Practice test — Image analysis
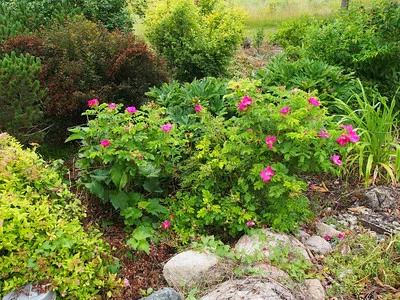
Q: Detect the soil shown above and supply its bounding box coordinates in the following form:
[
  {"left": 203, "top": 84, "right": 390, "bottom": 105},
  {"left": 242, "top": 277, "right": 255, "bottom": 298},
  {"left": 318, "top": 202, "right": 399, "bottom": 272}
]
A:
[{"left": 76, "top": 189, "right": 175, "bottom": 300}]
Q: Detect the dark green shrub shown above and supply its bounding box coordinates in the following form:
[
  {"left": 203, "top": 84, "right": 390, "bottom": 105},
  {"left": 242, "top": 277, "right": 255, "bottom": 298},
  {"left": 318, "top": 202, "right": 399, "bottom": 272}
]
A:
[
  {"left": 0, "top": 52, "right": 47, "bottom": 143},
  {"left": 0, "top": 0, "right": 132, "bottom": 38},
  {"left": 0, "top": 2, "right": 25, "bottom": 42},
  {"left": 144, "top": 0, "right": 244, "bottom": 81},
  {"left": 0, "top": 133, "right": 120, "bottom": 298},
  {"left": 304, "top": 1, "right": 400, "bottom": 82},
  {"left": 274, "top": 0, "right": 400, "bottom": 105}
]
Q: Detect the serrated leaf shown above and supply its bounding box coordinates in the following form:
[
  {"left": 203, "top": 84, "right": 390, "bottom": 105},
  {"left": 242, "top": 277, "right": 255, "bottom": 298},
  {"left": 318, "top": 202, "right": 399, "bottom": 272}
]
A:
[
  {"left": 91, "top": 169, "right": 110, "bottom": 182},
  {"left": 143, "top": 178, "right": 163, "bottom": 193},
  {"left": 121, "top": 207, "right": 143, "bottom": 226},
  {"left": 138, "top": 163, "right": 161, "bottom": 178},
  {"left": 109, "top": 191, "right": 129, "bottom": 210},
  {"left": 131, "top": 227, "right": 154, "bottom": 241},
  {"left": 146, "top": 198, "right": 167, "bottom": 216},
  {"left": 138, "top": 201, "right": 150, "bottom": 209},
  {"left": 137, "top": 241, "right": 150, "bottom": 254},
  {"left": 85, "top": 180, "right": 105, "bottom": 200},
  {"left": 110, "top": 166, "right": 123, "bottom": 188},
  {"left": 120, "top": 172, "right": 128, "bottom": 189},
  {"left": 27, "top": 258, "right": 37, "bottom": 269}
]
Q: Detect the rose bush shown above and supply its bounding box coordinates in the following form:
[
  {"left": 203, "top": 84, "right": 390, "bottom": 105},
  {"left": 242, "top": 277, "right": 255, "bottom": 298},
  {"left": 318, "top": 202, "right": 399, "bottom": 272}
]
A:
[{"left": 69, "top": 78, "right": 358, "bottom": 245}]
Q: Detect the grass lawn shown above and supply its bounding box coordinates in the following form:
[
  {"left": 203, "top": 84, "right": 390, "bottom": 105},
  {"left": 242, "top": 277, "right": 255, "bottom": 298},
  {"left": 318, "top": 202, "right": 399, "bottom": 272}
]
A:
[{"left": 128, "top": 0, "right": 343, "bottom": 38}]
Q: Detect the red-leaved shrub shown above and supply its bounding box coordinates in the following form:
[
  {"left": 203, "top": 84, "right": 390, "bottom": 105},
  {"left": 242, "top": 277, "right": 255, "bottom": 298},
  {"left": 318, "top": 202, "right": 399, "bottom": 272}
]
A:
[{"left": 1, "top": 17, "right": 168, "bottom": 142}]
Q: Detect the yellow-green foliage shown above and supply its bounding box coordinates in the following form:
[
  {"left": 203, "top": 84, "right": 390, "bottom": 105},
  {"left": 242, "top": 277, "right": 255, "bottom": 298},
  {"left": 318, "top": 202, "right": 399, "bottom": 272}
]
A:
[
  {"left": 144, "top": 0, "right": 244, "bottom": 80},
  {"left": 0, "top": 133, "right": 120, "bottom": 298},
  {"left": 325, "top": 233, "right": 400, "bottom": 298}
]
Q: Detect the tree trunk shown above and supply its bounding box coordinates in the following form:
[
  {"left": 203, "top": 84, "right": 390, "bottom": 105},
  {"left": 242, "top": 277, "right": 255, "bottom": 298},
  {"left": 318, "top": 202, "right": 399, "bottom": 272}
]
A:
[{"left": 341, "top": 0, "right": 349, "bottom": 9}]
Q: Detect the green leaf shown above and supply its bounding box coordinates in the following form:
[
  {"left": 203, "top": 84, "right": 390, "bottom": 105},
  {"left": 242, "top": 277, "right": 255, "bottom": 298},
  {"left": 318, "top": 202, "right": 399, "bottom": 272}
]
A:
[
  {"left": 121, "top": 207, "right": 143, "bottom": 226},
  {"left": 127, "top": 226, "right": 154, "bottom": 254},
  {"left": 65, "top": 132, "right": 84, "bottom": 142},
  {"left": 85, "top": 180, "right": 105, "bottom": 200},
  {"left": 143, "top": 178, "right": 163, "bottom": 193},
  {"left": 109, "top": 191, "right": 129, "bottom": 210},
  {"left": 90, "top": 169, "right": 110, "bottom": 182},
  {"left": 27, "top": 258, "right": 38, "bottom": 270},
  {"left": 137, "top": 241, "right": 150, "bottom": 254},
  {"left": 110, "top": 166, "right": 125, "bottom": 189},
  {"left": 146, "top": 198, "right": 167, "bottom": 216},
  {"left": 138, "top": 163, "right": 161, "bottom": 178},
  {"left": 131, "top": 226, "right": 154, "bottom": 241}
]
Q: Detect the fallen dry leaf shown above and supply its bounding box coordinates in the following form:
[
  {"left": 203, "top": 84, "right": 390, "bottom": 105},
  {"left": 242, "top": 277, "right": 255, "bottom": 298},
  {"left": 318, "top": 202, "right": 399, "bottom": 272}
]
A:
[
  {"left": 340, "top": 244, "right": 351, "bottom": 255},
  {"left": 348, "top": 206, "right": 369, "bottom": 214},
  {"left": 311, "top": 182, "right": 329, "bottom": 193}
]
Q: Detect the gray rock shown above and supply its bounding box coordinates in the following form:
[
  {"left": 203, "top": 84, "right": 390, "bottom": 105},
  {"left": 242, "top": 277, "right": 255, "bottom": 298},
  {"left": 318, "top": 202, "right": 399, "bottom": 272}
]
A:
[
  {"left": 315, "top": 222, "right": 341, "bottom": 238},
  {"left": 303, "top": 279, "right": 325, "bottom": 300},
  {"left": 295, "top": 230, "right": 311, "bottom": 243},
  {"left": 364, "top": 186, "right": 399, "bottom": 210},
  {"left": 253, "top": 262, "right": 291, "bottom": 281},
  {"left": 140, "top": 288, "right": 182, "bottom": 300},
  {"left": 235, "top": 229, "right": 310, "bottom": 262},
  {"left": 305, "top": 236, "right": 332, "bottom": 255},
  {"left": 163, "top": 250, "right": 222, "bottom": 289},
  {"left": 2, "top": 283, "right": 56, "bottom": 300},
  {"left": 200, "top": 278, "right": 302, "bottom": 300}
]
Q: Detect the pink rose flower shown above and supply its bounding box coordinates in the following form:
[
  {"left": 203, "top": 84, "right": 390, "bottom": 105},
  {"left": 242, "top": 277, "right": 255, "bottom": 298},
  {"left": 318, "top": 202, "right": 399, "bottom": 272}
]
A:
[
  {"left": 309, "top": 97, "right": 321, "bottom": 106},
  {"left": 265, "top": 136, "right": 277, "bottom": 149},
  {"left": 331, "top": 155, "right": 342, "bottom": 166},
  {"left": 161, "top": 220, "right": 171, "bottom": 229},
  {"left": 100, "top": 139, "right": 110, "bottom": 147},
  {"left": 241, "top": 96, "right": 253, "bottom": 106},
  {"left": 162, "top": 123, "right": 172, "bottom": 132},
  {"left": 280, "top": 106, "right": 290, "bottom": 115},
  {"left": 108, "top": 103, "right": 116, "bottom": 109},
  {"left": 260, "top": 166, "right": 274, "bottom": 182},
  {"left": 238, "top": 96, "right": 253, "bottom": 111},
  {"left": 324, "top": 235, "right": 331, "bottom": 241},
  {"left": 126, "top": 106, "right": 137, "bottom": 114},
  {"left": 317, "top": 130, "right": 330, "bottom": 138},
  {"left": 246, "top": 221, "right": 255, "bottom": 227},
  {"left": 336, "top": 135, "right": 350, "bottom": 147},
  {"left": 339, "top": 233, "right": 345, "bottom": 239},
  {"left": 340, "top": 124, "right": 360, "bottom": 143},
  {"left": 88, "top": 98, "right": 99, "bottom": 107},
  {"left": 195, "top": 105, "right": 202, "bottom": 112}
]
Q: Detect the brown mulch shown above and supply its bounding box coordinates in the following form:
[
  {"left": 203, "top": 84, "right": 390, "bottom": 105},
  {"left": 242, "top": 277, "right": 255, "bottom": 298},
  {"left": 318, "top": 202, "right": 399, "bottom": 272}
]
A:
[{"left": 77, "top": 190, "right": 175, "bottom": 300}]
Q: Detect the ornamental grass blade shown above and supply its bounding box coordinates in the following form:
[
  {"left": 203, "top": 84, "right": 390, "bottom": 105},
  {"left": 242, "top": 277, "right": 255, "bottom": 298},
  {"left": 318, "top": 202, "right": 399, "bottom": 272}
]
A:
[
  {"left": 379, "top": 162, "right": 397, "bottom": 186},
  {"left": 364, "top": 154, "right": 374, "bottom": 187}
]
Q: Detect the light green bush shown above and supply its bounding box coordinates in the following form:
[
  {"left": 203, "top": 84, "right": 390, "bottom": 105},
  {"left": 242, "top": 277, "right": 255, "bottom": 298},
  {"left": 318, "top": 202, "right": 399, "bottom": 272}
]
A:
[
  {"left": 144, "top": 0, "right": 244, "bottom": 81},
  {"left": 0, "top": 133, "right": 120, "bottom": 298}
]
